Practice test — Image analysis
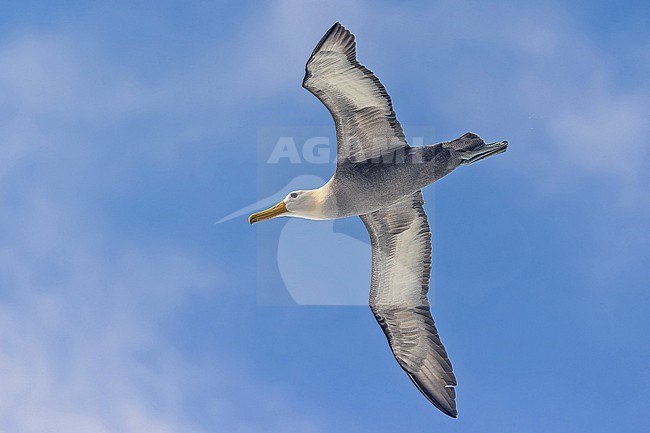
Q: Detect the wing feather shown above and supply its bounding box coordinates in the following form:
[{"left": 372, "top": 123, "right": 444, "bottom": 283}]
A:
[
  {"left": 360, "top": 191, "right": 458, "bottom": 417},
  {"left": 303, "top": 22, "right": 408, "bottom": 163}
]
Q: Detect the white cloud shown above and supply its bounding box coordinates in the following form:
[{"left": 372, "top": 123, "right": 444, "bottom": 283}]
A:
[
  {"left": 0, "top": 126, "right": 325, "bottom": 433},
  {"left": 0, "top": 22, "right": 328, "bottom": 432},
  {"left": 0, "top": 34, "right": 149, "bottom": 120},
  {"left": 548, "top": 93, "right": 647, "bottom": 182},
  {"left": 0, "top": 195, "right": 213, "bottom": 433}
]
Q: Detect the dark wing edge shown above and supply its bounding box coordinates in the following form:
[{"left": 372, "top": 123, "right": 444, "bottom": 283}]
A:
[
  {"left": 361, "top": 191, "right": 458, "bottom": 417},
  {"left": 304, "top": 22, "right": 356, "bottom": 73}
]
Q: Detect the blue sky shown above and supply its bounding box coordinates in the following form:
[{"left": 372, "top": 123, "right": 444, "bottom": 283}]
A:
[{"left": 1, "top": 0, "right": 649, "bottom": 432}]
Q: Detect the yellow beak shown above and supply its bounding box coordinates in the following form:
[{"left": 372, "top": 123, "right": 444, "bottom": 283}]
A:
[{"left": 248, "top": 201, "right": 288, "bottom": 224}]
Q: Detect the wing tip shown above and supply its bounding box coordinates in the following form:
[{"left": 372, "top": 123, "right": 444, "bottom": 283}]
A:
[
  {"left": 308, "top": 21, "right": 355, "bottom": 59},
  {"left": 303, "top": 22, "right": 356, "bottom": 89},
  {"left": 408, "top": 373, "right": 458, "bottom": 418}
]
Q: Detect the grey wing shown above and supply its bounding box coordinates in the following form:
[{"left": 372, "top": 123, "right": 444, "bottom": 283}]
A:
[
  {"left": 303, "top": 22, "right": 409, "bottom": 164},
  {"left": 360, "top": 191, "right": 458, "bottom": 417}
]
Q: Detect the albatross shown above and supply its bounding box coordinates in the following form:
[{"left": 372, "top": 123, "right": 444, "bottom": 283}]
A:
[{"left": 249, "top": 22, "right": 507, "bottom": 417}]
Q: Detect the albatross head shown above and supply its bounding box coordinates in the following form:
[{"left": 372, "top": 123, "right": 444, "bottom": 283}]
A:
[{"left": 248, "top": 189, "right": 330, "bottom": 224}]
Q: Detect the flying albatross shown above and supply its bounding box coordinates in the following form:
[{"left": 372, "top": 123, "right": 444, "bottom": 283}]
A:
[{"left": 249, "top": 22, "right": 507, "bottom": 417}]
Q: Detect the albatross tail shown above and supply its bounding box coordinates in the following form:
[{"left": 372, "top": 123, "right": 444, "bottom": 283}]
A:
[{"left": 445, "top": 132, "right": 508, "bottom": 166}]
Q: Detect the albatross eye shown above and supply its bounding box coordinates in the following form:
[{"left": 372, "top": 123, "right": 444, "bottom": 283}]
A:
[{"left": 290, "top": 193, "right": 298, "bottom": 198}]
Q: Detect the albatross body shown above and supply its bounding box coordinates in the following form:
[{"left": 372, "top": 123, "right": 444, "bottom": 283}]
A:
[{"left": 249, "top": 22, "right": 507, "bottom": 418}]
